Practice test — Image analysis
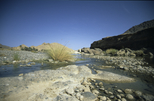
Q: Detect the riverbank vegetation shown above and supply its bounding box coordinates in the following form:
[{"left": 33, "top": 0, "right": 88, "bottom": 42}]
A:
[
  {"left": 105, "top": 48, "right": 118, "bottom": 55},
  {"left": 13, "top": 53, "right": 20, "bottom": 61},
  {"left": 46, "top": 44, "right": 74, "bottom": 62}
]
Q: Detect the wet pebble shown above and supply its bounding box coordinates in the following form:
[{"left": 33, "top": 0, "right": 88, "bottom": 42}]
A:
[
  {"left": 126, "top": 94, "right": 134, "bottom": 100},
  {"left": 124, "top": 89, "right": 133, "bottom": 94},
  {"left": 134, "top": 90, "right": 142, "bottom": 97},
  {"left": 117, "top": 89, "right": 123, "bottom": 93}
]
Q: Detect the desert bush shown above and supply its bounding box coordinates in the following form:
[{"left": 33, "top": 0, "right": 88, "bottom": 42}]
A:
[
  {"left": 106, "top": 48, "right": 118, "bottom": 55},
  {"left": 46, "top": 44, "right": 74, "bottom": 62},
  {"left": 21, "top": 47, "right": 38, "bottom": 52},
  {"left": 13, "top": 53, "right": 20, "bottom": 61}
]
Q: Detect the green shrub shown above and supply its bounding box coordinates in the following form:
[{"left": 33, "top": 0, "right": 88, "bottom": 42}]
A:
[
  {"left": 106, "top": 48, "right": 118, "bottom": 55},
  {"left": 46, "top": 45, "right": 74, "bottom": 62},
  {"left": 13, "top": 53, "right": 20, "bottom": 61}
]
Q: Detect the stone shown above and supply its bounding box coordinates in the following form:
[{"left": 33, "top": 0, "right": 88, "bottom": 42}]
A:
[
  {"left": 12, "top": 61, "right": 17, "bottom": 64},
  {"left": 81, "top": 92, "right": 97, "bottom": 101},
  {"left": 18, "top": 77, "right": 23, "bottom": 81},
  {"left": 84, "top": 85, "right": 91, "bottom": 92},
  {"left": 142, "top": 94, "right": 154, "bottom": 101},
  {"left": 124, "top": 89, "right": 133, "bottom": 94},
  {"left": 98, "top": 96, "right": 107, "bottom": 101},
  {"left": 90, "top": 78, "right": 96, "bottom": 82},
  {"left": 116, "top": 94, "right": 121, "bottom": 99},
  {"left": 107, "top": 99, "right": 111, "bottom": 101},
  {"left": 92, "top": 89, "right": 99, "bottom": 95},
  {"left": 93, "top": 50, "right": 101, "bottom": 55},
  {"left": 126, "top": 94, "right": 134, "bottom": 100},
  {"left": 134, "top": 90, "right": 142, "bottom": 97},
  {"left": 108, "top": 91, "right": 113, "bottom": 95},
  {"left": 65, "top": 87, "right": 74, "bottom": 95},
  {"left": 120, "top": 94, "right": 125, "bottom": 97},
  {"left": 110, "top": 95, "right": 114, "bottom": 99},
  {"left": 30, "top": 62, "right": 35, "bottom": 65},
  {"left": 104, "top": 90, "right": 108, "bottom": 94},
  {"left": 117, "top": 89, "right": 123, "bottom": 93},
  {"left": 121, "top": 98, "right": 127, "bottom": 101},
  {"left": 79, "top": 95, "right": 84, "bottom": 101},
  {"left": 19, "top": 73, "right": 23, "bottom": 76},
  {"left": 95, "top": 83, "right": 98, "bottom": 86},
  {"left": 75, "top": 93, "right": 81, "bottom": 100},
  {"left": 86, "top": 64, "right": 89, "bottom": 66},
  {"left": 99, "top": 87, "right": 105, "bottom": 91},
  {"left": 99, "top": 82, "right": 103, "bottom": 86},
  {"left": 89, "top": 85, "right": 95, "bottom": 90},
  {"left": 81, "top": 77, "right": 91, "bottom": 86},
  {"left": 53, "top": 94, "right": 79, "bottom": 101},
  {"left": 48, "top": 59, "right": 53, "bottom": 62},
  {"left": 124, "top": 67, "right": 129, "bottom": 71},
  {"left": 119, "top": 65, "right": 124, "bottom": 69},
  {"left": 26, "top": 64, "right": 31, "bottom": 67},
  {"left": 54, "top": 61, "right": 59, "bottom": 63}
]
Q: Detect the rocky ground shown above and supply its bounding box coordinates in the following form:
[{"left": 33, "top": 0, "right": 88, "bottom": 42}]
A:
[
  {"left": 0, "top": 64, "right": 154, "bottom": 101},
  {"left": 0, "top": 50, "right": 49, "bottom": 65},
  {"left": 86, "top": 55, "right": 154, "bottom": 78},
  {"left": 0, "top": 50, "right": 154, "bottom": 101}
]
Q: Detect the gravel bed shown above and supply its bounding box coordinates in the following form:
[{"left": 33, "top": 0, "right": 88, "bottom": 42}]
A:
[{"left": 0, "top": 50, "right": 49, "bottom": 64}]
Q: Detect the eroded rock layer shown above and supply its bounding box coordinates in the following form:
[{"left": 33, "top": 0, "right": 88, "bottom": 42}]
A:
[{"left": 90, "top": 27, "right": 154, "bottom": 50}]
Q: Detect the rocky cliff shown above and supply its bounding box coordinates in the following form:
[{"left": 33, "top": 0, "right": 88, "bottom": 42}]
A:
[
  {"left": 122, "top": 19, "right": 154, "bottom": 35},
  {"left": 90, "top": 20, "right": 154, "bottom": 51}
]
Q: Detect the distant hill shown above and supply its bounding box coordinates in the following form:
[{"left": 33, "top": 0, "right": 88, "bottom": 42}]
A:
[
  {"left": 11, "top": 44, "right": 28, "bottom": 50},
  {"left": 122, "top": 19, "right": 154, "bottom": 35},
  {"left": 11, "top": 42, "right": 74, "bottom": 52},
  {"left": 0, "top": 44, "right": 11, "bottom": 49}
]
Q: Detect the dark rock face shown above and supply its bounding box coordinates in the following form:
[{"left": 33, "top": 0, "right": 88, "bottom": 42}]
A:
[
  {"left": 122, "top": 19, "right": 154, "bottom": 35},
  {"left": 90, "top": 27, "right": 154, "bottom": 51}
]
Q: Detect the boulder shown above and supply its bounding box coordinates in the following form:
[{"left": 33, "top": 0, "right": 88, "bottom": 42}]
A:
[
  {"left": 81, "top": 92, "right": 97, "bottom": 101},
  {"left": 142, "top": 94, "right": 154, "bottom": 101},
  {"left": 117, "top": 48, "right": 136, "bottom": 56},
  {"left": 124, "top": 89, "right": 133, "bottom": 94},
  {"left": 80, "top": 47, "right": 103, "bottom": 55},
  {"left": 53, "top": 94, "right": 79, "bottom": 101},
  {"left": 81, "top": 48, "right": 90, "bottom": 53},
  {"left": 48, "top": 59, "right": 53, "bottom": 62},
  {"left": 126, "top": 94, "right": 134, "bottom": 100},
  {"left": 65, "top": 86, "right": 74, "bottom": 95}
]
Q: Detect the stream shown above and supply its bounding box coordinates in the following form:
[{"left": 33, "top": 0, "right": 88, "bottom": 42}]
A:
[{"left": 0, "top": 54, "right": 154, "bottom": 97}]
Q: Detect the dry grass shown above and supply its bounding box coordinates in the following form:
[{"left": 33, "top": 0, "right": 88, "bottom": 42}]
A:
[{"left": 46, "top": 44, "right": 74, "bottom": 62}]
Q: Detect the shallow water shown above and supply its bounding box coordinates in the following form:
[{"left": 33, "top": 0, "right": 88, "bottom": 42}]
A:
[{"left": 0, "top": 54, "right": 154, "bottom": 96}]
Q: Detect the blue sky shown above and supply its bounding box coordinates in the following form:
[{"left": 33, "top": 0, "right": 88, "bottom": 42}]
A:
[{"left": 0, "top": 1, "right": 154, "bottom": 50}]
